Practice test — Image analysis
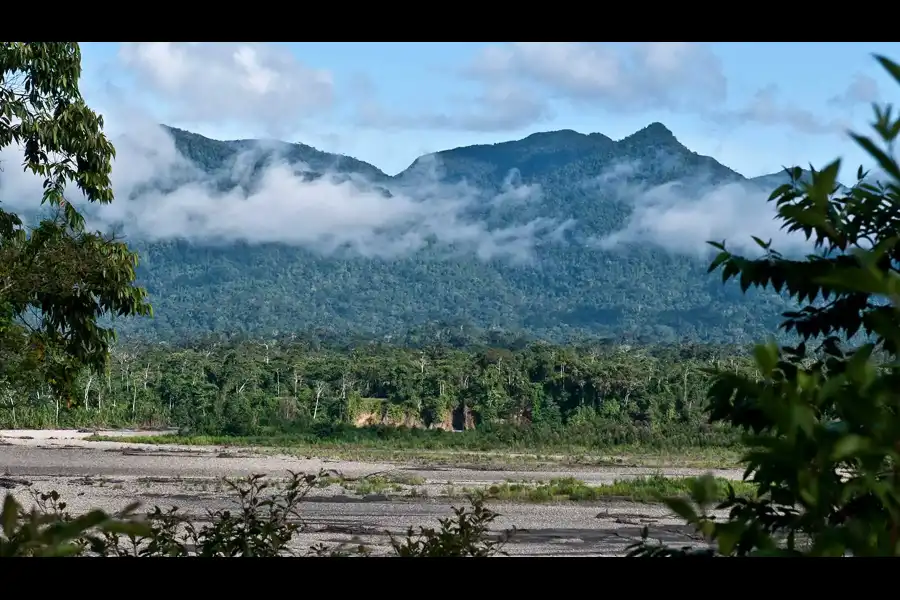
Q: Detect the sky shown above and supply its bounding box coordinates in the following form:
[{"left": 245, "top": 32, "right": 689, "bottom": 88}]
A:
[{"left": 77, "top": 42, "right": 900, "bottom": 178}]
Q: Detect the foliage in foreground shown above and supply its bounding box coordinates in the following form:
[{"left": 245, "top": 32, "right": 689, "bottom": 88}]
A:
[
  {"left": 629, "top": 55, "right": 900, "bottom": 557},
  {"left": 0, "top": 42, "right": 151, "bottom": 405},
  {"left": 1, "top": 471, "right": 508, "bottom": 557}
]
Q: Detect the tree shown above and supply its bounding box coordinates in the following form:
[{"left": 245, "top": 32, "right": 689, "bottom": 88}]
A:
[
  {"left": 0, "top": 42, "right": 151, "bottom": 405},
  {"left": 630, "top": 54, "right": 900, "bottom": 557}
]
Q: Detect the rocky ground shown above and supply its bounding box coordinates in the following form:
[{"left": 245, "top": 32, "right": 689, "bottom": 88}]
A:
[{"left": 0, "top": 430, "right": 740, "bottom": 556}]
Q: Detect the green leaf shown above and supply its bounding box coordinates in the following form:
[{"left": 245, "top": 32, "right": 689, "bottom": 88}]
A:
[
  {"left": 875, "top": 55, "right": 900, "bottom": 88},
  {"left": 663, "top": 497, "right": 698, "bottom": 523},
  {"left": 851, "top": 134, "right": 900, "bottom": 184},
  {"left": 816, "top": 266, "right": 888, "bottom": 296},
  {"left": 715, "top": 521, "right": 744, "bottom": 556},
  {"left": 101, "top": 520, "right": 152, "bottom": 537},
  {"left": 690, "top": 474, "right": 718, "bottom": 508},
  {"left": 753, "top": 343, "right": 779, "bottom": 377},
  {"left": 831, "top": 435, "right": 868, "bottom": 461},
  {"left": 751, "top": 236, "right": 771, "bottom": 250},
  {"left": 1, "top": 495, "right": 19, "bottom": 539},
  {"left": 708, "top": 251, "right": 730, "bottom": 273}
]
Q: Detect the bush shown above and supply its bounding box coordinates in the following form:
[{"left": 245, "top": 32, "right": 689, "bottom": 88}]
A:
[{"left": 629, "top": 55, "right": 900, "bottom": 558}]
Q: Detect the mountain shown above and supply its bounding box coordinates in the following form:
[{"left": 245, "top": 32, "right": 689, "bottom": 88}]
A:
[
  {"left": 98, "top": 123, "right": 801, "bottom": 345},
  {"left": 749, "top": 168, "right": 817, "bottom": 191}
]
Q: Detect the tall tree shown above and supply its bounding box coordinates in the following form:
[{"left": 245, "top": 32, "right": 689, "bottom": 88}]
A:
[{"left": 0, "top": 42, "right": 151, "bottom": 404}]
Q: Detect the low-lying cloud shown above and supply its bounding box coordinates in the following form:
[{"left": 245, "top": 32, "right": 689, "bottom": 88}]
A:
[
  {"left": 0, "top": 116, "right": 567, "bottom": 263},
  {"left": 589, "top": 159, "right": 814, "bottom": 257},
  {"left": 0, "top": 111, "right": 851, "bottom": 265}
]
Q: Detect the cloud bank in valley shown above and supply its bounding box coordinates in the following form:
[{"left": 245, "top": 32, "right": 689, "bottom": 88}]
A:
[
  {"left": 588, "top": 158, "right": 816, "bottom": 258},
  {"left": 0, "top": 114, "right": 567, "bottom": 263},
  {"left": 0, "top": 119, "right": 834, "bottom": 265}
]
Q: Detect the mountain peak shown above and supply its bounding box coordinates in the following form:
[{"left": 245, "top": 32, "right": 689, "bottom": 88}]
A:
[
  {"left": 620, "top": 122, "right": 679, "bottom": 146},
  {"left": 523, "top": 129, "right": 587, "bottom": 142}
]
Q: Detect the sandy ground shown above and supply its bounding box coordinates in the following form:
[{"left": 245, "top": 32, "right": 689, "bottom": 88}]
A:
[{"left": 0, "top": 429, "right": 739, "bottom": 556}]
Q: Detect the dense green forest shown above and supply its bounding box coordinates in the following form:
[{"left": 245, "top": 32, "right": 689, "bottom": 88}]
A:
[
  {"left": 1, "top": 121, "right": 811, "bottom": 447},
  {"left": 90, "top": 124, "right": 801, "bottom": 345},
  {"left": 0, "top": 333, "right": 750, "bottom": 450}
]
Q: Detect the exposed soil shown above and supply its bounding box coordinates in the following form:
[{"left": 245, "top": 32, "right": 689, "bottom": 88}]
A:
[{"left": 0, "top": 429, "right": 736, "bottom": 556}]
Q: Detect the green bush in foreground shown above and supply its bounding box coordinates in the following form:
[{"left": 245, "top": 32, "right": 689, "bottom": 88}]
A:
[{"left": 630, "top": 55, "right": 900, "bottom": 557}]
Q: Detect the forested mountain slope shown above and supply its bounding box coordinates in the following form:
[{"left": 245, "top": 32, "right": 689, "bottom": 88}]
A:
[{"left": 101, "top": 123, "right": 797, "bottom": 344}]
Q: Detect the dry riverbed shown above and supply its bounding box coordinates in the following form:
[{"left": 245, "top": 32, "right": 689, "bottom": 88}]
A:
[{"left": 0, "top": 429, "right": 740, "bottom": 556}]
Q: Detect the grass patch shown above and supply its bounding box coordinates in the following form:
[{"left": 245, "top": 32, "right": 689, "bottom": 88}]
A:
[
  {"left": 86, "top": 420, "right": 741, "bottom": 455},
  {"left": 476, "top": 475, "right": 756, "bottom": 504},
  {"left": 86, "top": 433, "right": 741, "bottom": 470},
  {"left": 317, "top": 471, "right": 428, "bottom": 496}
]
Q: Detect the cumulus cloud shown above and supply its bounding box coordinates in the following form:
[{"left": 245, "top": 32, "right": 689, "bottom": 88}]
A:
[
  {"left": 719, "top": 84, "right": 850, "bottom": 135},
  {"left": 589, "top": 160, "right": 813, "bottom": 257},
  {"left": 0, "top": 113, "right": 564, "bottom": 263},
  {"left": 117, "top": 43, "right": 334, "bottom": 135},
  {"left": 470, "top": 42, "right": 728, "bottom": 113},
  {"left": 357, "top": 42, "right": 727, "bottom": 133},
  {"left": 829, "top": 73, "right": 881, "bottom": 109},
  {"left": 357, "top": 42, "right": 864, "bottom": 138}
]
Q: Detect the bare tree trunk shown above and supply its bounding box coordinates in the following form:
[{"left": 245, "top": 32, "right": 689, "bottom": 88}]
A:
[
  {"left": 84, "top": 375, "right": 93, "bottom": 411},
  {"left": 313, "top": 382, "right": 324, "bottom": 421}
]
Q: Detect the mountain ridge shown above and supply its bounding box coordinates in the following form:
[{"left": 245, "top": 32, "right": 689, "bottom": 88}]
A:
[
  {"left": 393, "top": 122, "right": 779, "bottom": 186},
  {"left": 16, "top": 121, "right": 818, "bottom": 345},
  {"left": 161, "top": 122, "right": 793, "bottom": 185}
]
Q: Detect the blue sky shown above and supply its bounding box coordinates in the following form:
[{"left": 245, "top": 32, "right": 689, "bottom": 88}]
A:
[{"left": 78, "top": 42, "right": 900, "bottom": 178}]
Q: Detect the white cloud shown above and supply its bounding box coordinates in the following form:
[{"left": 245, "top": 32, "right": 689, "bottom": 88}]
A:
[
  {"left": 355, "top": 42, "right": 872, "bottom": 140},
  {"left": 0, "top": 113, "right": 564, "bottom": 263},
  {"left": 589, "top": 160, "right": 811, "bottom": 257},
  {"left": 356, "top": 42, "right": 728, "bottom": 134},
  {"left": 470, "top": 42, "right": 728, "bottom": 112},
  {"left": 118, "top": 43, "right": 334, "bottom": 135},
  {"left": 829, "top": 73, "right": 881, "bottom": 109},
  {"left": 720, "top": 84, "right": 850, "bottom": 135}
]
